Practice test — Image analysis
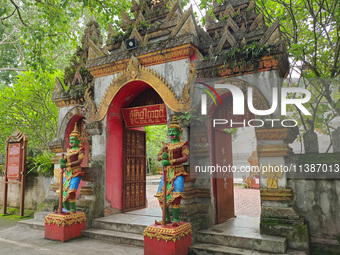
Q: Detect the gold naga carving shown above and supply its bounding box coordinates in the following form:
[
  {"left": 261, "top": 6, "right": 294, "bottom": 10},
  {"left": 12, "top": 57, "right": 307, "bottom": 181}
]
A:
[{"left": 84, "top": 56, "right": 193, "bottom": 122}]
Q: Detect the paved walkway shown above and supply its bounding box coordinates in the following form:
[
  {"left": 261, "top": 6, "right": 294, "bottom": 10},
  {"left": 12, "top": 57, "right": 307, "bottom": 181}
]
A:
[
  {"left": 0, "top": 223, "right": 143, "bottom": 255},
  {"left": 147, "top": 176, "right": 261, "bottom": 217}
]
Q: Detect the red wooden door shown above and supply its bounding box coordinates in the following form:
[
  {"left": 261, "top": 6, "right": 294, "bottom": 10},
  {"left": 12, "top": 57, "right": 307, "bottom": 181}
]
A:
[
  {"left": 123, "top": 129, "right": 146, "bottom": 212},
  {"left": 213, "top": 129, "right": 235, "bottom": 223}
]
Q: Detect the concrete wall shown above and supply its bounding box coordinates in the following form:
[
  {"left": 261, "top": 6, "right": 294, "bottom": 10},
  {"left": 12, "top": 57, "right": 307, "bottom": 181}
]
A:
[
  {"left": 0, "top": 175, "right": 55, "bottom": 210},
  {"left": 288, "top": 179, "right": 340, "bottom": 247}
]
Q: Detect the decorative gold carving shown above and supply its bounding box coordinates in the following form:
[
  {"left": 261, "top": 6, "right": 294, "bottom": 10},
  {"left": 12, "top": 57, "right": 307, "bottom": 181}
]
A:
[
  {"left": 44, "top": 212, "right": 86, "bottom": 227},
  {"left": 53, "top": 97, "right": 85, "bottom": 108},
  {"left": 54, "top": 168, "right": 62, "bottom": 184},
  {"left": 143, "top": 223, "right": 192, "bottom": 243},
  {"left": 255, "top": 128, "right": 298, "bottom": 143},
  {"left": 260, "top": 164, "right": 284, "bottom": 189},
  {"left": 198, "top": 54, "right": 287, "bottom": 79},
  {"left": 88, "top": 44, "right": 197, "bottom": 78},
  {"left": 257, "top": 144, "right": 292, "bottom": 157},
  {"left": 127, "top": 56, "right": 140, "bottom": 71},
  {"left": 85, "top": 57, "right": 192, "bottom": 122},
  {"left": 260, "top": 189, "right": 293, "bottom": 201},
  {"left": 180, "top": 62, "right": 195, "bottom": 105}
]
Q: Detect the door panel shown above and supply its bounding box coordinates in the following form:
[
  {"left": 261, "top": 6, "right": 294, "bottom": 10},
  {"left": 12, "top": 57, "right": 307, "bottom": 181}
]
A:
[
  {"left": 214, "top": 129, "right": 235, "bottom": 223},
  {"left": 123, "top": 129, "right": 146, "bottom": 212}
]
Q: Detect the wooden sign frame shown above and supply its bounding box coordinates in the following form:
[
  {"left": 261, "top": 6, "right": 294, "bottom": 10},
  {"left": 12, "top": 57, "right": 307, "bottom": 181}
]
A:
[{"left": 3, "top": 130, "right": 28, "bottom": 216}]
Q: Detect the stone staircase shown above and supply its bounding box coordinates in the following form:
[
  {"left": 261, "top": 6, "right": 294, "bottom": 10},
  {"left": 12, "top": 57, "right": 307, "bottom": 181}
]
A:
[
  {"left": 189, "top": 216, "right": 307, "bottom": 255},
  {"left": 82, "top": 208, "right": 161, "bottom": 247},
  {"left": 17, "top": 211, "right": 48, "bottom": 230},
  {"left": 18, "top": 210, "right": 307, "bottom": 255}
]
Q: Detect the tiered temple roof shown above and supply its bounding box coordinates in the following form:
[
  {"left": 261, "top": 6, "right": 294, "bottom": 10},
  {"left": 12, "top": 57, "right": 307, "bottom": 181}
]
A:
[{"left": 52, "top": 0, "right": 288, "bottom": 107}]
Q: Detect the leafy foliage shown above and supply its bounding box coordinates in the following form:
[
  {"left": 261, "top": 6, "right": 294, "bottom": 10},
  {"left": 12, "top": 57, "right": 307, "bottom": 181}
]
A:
[
  {"left": 27, "top": 150, "right": 55, "bottom": 177},
  {"left": 216, "top": 42, "right": 273, "bottom": 71},
  {"left": 0, "top": 0, "right": 132, "bottom": 80},
  {"left": 0, "top": 70, "right": 59, "bottom": 154},
  {"left": 145, "top": 125, "right": 167, "bottom": 175}
]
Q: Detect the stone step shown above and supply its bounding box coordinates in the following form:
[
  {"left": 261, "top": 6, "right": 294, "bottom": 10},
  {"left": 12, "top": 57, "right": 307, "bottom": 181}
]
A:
[
  {"left": 196, "top": 216, "right": 287, "bottom": 254},
  {"left": 196, "top": 229, "right": 287, "bottom": 254},
  {"left": 17, "top": 219, "right": 45, "bottom": 231},
  {"left": 34, "top": 211, "right": 51, "bottom": 221},
  {"left": 92, "top": 211, "right": 161, "bottom": 235},
  {"left": 82, "top": 228, "right": 144, "bottom": 247},
  {"left": 190, "top": 243, "right": 308, "bottom": 255}
]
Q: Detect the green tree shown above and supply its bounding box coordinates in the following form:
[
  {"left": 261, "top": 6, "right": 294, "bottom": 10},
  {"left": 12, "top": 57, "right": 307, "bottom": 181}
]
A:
[
  {"left": 0, "top": 70, "right": 60, "bottom": 153},
  {"left": 145, "top": 125, "right": 168, "bottom": 175},
  {"left": 0, "top": 0, "right": 131, "bottom": 83}
]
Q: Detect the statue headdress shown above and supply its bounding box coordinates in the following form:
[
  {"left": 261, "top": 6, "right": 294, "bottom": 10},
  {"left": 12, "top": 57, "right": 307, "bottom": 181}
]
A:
[
  {"left": 70, "top": 122, "right": 81, "bottom": 140},
  {"left": 168, "top": 116, "right": 183, "bottom": 133}
]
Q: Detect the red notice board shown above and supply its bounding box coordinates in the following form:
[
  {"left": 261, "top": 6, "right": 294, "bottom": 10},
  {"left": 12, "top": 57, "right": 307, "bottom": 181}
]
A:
[
  {"left": 3, "top": 130, "right": 28, "bottom": 216},
  {"left": 7, "top": 143, "right": 22, "bottom": 180}
]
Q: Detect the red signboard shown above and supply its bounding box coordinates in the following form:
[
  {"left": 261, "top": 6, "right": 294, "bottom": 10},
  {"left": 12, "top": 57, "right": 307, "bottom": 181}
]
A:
[
  {"left": 3, "top": 130, "right": 28, "bottom": 216},
  {"left": 122, "top": 104, "right": 167, "bottom": 128},
  {"left": 7, "top": 143, "right": 21, "bottom": 180}
]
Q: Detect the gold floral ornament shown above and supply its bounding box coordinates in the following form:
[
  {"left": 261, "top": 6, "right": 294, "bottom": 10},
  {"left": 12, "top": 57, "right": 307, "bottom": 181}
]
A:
[
  {"left": 143, "top": 223, "right": 192, "bottom": 243},
  {"left": 44, "top": 212, "right": 86, "bottom": 227},
  {"left": 260, "top": 164, "right": 284, "bottom": 189}
]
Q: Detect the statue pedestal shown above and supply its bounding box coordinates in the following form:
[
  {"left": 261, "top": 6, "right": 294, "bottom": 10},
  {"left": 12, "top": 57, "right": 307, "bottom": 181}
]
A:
[
  {"left": 143, "top": 222, "right": 192, "bottom": 255},
  {"left": 44, "top": 212, "right": 86, "bottom": 242}
]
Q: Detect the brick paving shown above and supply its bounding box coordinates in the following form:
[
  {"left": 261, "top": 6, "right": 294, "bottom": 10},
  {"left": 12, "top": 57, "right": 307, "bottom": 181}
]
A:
[
  {"left": 234, "top": 186, "right": 261, "bottom": 217},
  {"left": 146, "top": 178, "right": 261, "bottom": 217}
]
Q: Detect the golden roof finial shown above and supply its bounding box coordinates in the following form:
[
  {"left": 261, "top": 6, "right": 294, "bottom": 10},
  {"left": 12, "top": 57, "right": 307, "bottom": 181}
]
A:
[{"left": 70, "top": 122, "right": 81, "bottom": 140}]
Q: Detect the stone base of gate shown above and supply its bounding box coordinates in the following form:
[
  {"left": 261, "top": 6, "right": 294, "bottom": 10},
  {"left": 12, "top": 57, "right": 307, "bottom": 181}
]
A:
[{"left": 260, "top": 189, "right": 309, "bottom": 251}]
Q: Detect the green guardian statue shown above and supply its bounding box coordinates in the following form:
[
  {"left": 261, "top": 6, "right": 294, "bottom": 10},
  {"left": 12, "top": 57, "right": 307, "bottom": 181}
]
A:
[
  {"left": 155, "top": 116, "right": 189, "bottom": 226},
  {"left": 58, "top": 123, "right": 85, "bottom": 213}
]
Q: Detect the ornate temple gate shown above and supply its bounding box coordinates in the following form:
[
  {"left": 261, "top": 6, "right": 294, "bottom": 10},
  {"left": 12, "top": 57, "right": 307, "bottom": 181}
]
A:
[{"left": 123, "top": 129, "right": 146, "bottom": 212}]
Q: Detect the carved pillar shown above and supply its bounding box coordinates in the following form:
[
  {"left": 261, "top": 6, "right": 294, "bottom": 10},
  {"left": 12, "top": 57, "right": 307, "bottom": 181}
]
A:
[{"left": 255, "top": 127, "right": 309, "bottom": 251}]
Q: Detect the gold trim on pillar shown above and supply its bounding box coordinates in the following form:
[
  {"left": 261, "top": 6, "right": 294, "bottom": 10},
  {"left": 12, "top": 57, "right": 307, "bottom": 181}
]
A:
[
  {"left": 84, "top": 56, "right": 193, "bottom": 122},
  {"left": 257, "top": 144, "right": 292, "bottom": 157},
  {"left": 260, "top": 189, "right": 293, "bottom": 201},
  {"left": 255, "top": 128, "right": 298, "bottom": 143}
]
